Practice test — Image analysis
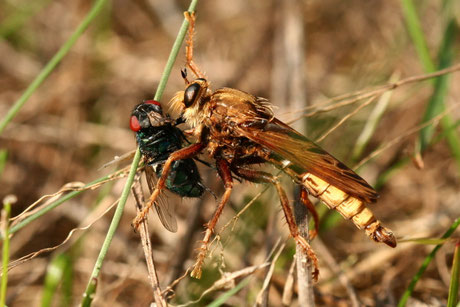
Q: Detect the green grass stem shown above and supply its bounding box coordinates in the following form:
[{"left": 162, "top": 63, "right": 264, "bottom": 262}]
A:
[
  {"left": 1, "top": 196, "right": 13, "bottom": 306},
  {"left": 418, "top": 19, "right": 457, "bottom": 153},
  {"left": 400, "top": 0, "right": 436, "bottom": 73},
  {"left": 447, "top": 241, "right": 460, "bottom": 307},
  {"left": 398, "top": 217, "right": 460, "bottom": 307},
  {"left": 377, "top": 2, "right": 460, "bottom": 188},
  {"left": 206, "top": 277, "right": 250, "bottom": 307},
  {"left": 41, "top": 253, "right": 72, "bottom": 307},
  {"left": 0, "top": 149, "right": 7, "bottom": 177},
  {"left": 1, "top": 173, "right": 120, "bottom": 239},
  {"left": 80, "top": 149, "right": 141, "bottom": 306}
]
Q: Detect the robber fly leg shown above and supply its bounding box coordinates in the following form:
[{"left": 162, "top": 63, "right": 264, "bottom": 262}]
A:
[
  {"left": 184, "top": 11, "right": 206, "bottom": 79},
  {"left": 132, "top": 143, "right": 204, "bottom": 230},
  {"left": 232, "top": 166, "right": 320, "bottom": 281},
  {"left": 191, "top": 158, "right": 233, "bottom": 279},
  {"left": 299, "top": 187, "right": 320, "bottom": 240}
]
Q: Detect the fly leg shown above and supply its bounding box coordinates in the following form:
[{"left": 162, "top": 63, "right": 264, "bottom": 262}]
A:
[
  {"left": 184, "top": 11, "right": 206, "bottom": 79},
  {"left": 132, "top": 143, "right": 204, "bottom": 229},
  {"left": 232, "top": 166, "right": 319, "bottom": 281},
  {"left": 191, "top": 158, "right": 233, "bottom": 278},
  {"left": 299, "top": 187, "right": 320, "bottom": 240}
]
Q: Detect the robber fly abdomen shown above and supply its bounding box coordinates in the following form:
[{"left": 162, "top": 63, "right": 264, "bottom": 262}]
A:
[
  {"left": 301, "top": 173, "right": 393, "bottom": 245},
  {"left": 267, "top": 151, "right": 395, "bottom": 247}
]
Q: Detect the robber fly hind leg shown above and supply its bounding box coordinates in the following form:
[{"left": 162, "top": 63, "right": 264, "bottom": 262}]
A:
[
  {"left": 191, "top": 158, "right": 233, "bottom": 279},
  {"left": 231, "top": 165, "right": 320, "bottom": 281},
  {"left": 299, "top": 187, "right": 320, "bottom": 239}
]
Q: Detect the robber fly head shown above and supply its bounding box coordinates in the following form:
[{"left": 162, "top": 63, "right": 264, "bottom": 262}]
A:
[
  {"left": 130, "top": 100, "right": 167, "bottom": 132},
  {"left": 170, "top": 78, "right": 211, "bottom": 128}
]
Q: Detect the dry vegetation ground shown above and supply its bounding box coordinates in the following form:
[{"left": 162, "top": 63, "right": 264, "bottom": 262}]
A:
[{"left": 1, "top": 0, "right": 460, "bottom": 306}]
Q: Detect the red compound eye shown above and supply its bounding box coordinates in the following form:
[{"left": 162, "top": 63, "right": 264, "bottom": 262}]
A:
[
  {"left": 130, "top": 116, "right": 141, "bottom": 132},
  {"left": 144, "top": 100, "right": 160, "bottom": 106}
]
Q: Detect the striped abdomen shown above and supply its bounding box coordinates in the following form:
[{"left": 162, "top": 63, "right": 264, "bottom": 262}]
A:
[{"left": 302, "top": 173, "right": 396, "bottom": 247}]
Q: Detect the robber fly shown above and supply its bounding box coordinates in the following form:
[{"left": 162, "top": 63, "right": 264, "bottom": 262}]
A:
[
  {"left": 130, "top": 99, "right": 205, "bottom": 232},
  {"left": 133, "top": 12, "right": 396, "bottom": 280}
]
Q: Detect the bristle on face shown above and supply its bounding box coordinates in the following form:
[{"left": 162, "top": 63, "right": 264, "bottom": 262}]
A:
[{"left": 169, "top": 91, "right": 186, "bottom": 114}]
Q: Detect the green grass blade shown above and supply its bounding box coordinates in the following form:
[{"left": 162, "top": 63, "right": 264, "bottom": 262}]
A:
[
  {"left": 80, "top": 149, "right": 141, "bottom": 307},
  {"left": 153, "top": 4, "right": 198, "bottom": 101},
  {"left": 206, "top": 277, "right": 250, "bottom": 307},
  {"left": 398, "top": 218, "right": 460, "bottom": 307},
  {"left": 40, "top": 253, "right": 72, "bottom": 307},
  {"left": 0, "top": 0, "right": 109, "bottom": 135},
  {"left": 352, "top": 73, "right": 398, "bottom": 160},
  {"left": 3, "top": 173, "right": 119, "bottom": 239},
  {"left": 440, "top": 100, "right": 460, "bottom": 174},
  {"left": 1, "top": 196, "right": 14, "bottom": 307},
  {"left": 447, "top": 241, "right": 460, "bottom": 307},
  {"left": 81, "top": 1, "right": 199, "bottom": 304},
  {"left": 418, "top": 20, "right": 457, "bottom": 152},
  {"left": 377, "top": 4, "right": 460, "bottom": 189},
  {"left": 400, "top": 0, "right": 436, "bottom": 73},
  {"left": 0, "top": 149, "right": 8, "bottom": 177}
]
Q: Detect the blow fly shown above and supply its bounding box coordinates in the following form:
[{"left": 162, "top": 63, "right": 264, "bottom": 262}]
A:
[{"left": 130, "top": 100, "right": 205, "bottom": 232}]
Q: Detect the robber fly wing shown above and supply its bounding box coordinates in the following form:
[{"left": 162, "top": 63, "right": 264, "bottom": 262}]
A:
[
  {"left": 236, "top": 117, "right": 378, "bottom": 203},
  {"left": 144, "top": 165, "right": 178, "bottom": 232}
]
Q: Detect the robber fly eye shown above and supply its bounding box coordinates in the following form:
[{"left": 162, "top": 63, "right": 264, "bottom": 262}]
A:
[{"left": 184, "top": 82, "right": 202, "bottom": 108}]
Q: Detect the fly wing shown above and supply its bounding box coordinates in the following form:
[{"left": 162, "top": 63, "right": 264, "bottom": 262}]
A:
[
  {"left": 235, "top": 117, "right": 379, "bottom": 203},
  {"left": 144, "top": 165, "right": 178, "bottom": 232}
]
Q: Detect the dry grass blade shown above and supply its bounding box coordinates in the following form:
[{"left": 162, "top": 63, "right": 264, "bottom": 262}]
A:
[
  {"left": 5, "top": 198, "right": 119, "bottom": 273},
  {"left": 9, "top": 165, "right": 132, "bottom": 228},
  {"left": 315, "top": 96, "right": 377, "bottom": 143},
  {"left": 286, "top": 63, "right": 460, "bottom": 124},
  {"left": 314, "top": 238, "right": 360, "bottom": 307},
  {"left": 9, "top": 182, "right": 85, "bottom": 223},
  {"left": 131, "top": 174, "right": 166, "bottom": 307},
  {"left": 355, "top": 100, "right": 460, "bottom": 168},
  {"left": 352, "top": 72, "right": 399, "bottom": 160},
  {"left": 254, "top": 240, "right": 286, "bottom": 307},
  {"left": 178, "top": 264, "right": 270, "bottom": 307},
  {"left": 282, "top": 257, "right": 297, "bottom": 306}
]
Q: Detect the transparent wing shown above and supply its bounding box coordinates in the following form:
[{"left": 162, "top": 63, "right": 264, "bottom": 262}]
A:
[{"left": 144, "top": 165, "right": 178, "bottom": 232}]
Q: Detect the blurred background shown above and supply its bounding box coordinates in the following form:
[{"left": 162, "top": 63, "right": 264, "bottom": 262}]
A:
[{"left": 1, "top": 0, "right": 460, "bottom": 306}]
